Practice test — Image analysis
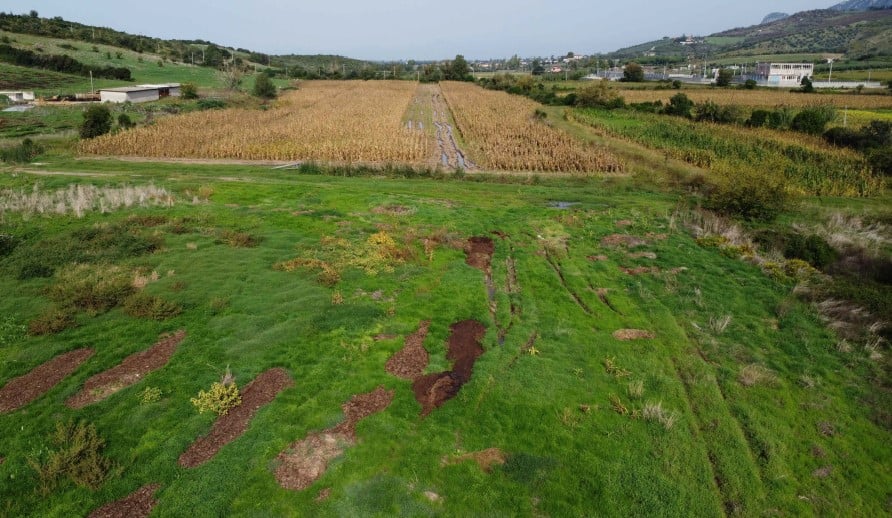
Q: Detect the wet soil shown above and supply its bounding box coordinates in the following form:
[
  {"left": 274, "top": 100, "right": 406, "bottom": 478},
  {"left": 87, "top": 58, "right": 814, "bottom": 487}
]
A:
[
  {"left": 385, "top": 320, "right": 431, "bottom": 380},
  {"left": 464, "top": 236, "right": 494, "bottom": 272},
  {"left": 179, "top": 368, "right": 293, "bottom": 468},
  {"left": 0, "top": 348, "right": 94, "bottom": 413},
  {"left": 88, "top": 483, "right": 160, "bottom": 518},
  {"left": 66, "top": 331, "right": 186, "bottom": 409},
  {"left": 275, "top": 386, "right": 394, "bottom": 491},
  {"left": 412, "top": 320, "right": 486, "bottom": 416}
]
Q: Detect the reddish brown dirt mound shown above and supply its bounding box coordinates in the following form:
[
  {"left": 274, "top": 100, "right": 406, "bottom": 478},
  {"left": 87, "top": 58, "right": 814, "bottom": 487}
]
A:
[
  {"left": 66, "top": 330, "right": 186, "bottom": 409},
  {"left": 0, "top": 348, "right": 94, "bottom": 413},
  {"left": 275, "top": 386, "right": 394, "bottom": 491},
  {"left": 88, "top": 483, "right": 160, "bottom": 518},
  {"left": 412, "top": 320, "right": 485, "bottom": 416},
  {"left": 179, "top": 368, "right": 293, "bottom": 468},
  {"left": 612, "top": 329, "right": 655, "bottom": 340},
  {"left": 385, "top": 320, "right": 430, "bottom": 380},
  {"left": 601, "top": 234, "right": 647, "bottom": 248},
  {"left": 465, "top": 237, "right": 494, "bottom": 272}
]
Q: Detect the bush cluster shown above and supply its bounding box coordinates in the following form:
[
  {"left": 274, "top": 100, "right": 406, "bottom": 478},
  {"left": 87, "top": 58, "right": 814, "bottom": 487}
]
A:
[
  {"left": 704, "top": 173, "right": 792, "bottom": 222},
  {"left": 0, "top": 43, "right": 131, "bottom": 80},
  {"left": 28, "top": 420, "right": 114, "bottom": 494},
  {"left": 47, "top": 263, "right": 133, "bottom": 314},
  {"left": 191, "top": 370, "right": 241, "bottom": 415},
  {"left": 0, "top": 138, "right": 44, "bottom": 163},
  {"left": 122, "top": 293, "right": 182, "bottom": 320}
]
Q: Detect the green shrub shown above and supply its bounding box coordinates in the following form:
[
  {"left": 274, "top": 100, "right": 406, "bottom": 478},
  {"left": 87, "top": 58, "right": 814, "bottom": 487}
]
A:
[
  {"left": 122, "top": 293, "right": 182, "bottom": 320},
  {"left": 47, "top": 263, "right": 133, "bottom": 314},
  {"left": 0, "top": 234, "right": 17, "bottom": 256},
  {"left": 28, "top": 420, "right": 114, "bottom": 494},
  {"left": 575, "top": 81, "right": 625, "bottom": 109},
  {"left": 743, "top": 79, "right": 757, "bottom": 90},
  {"left": 695, "top": 101, "right": 743, "bottom": 124},
  {"left": 252, "top": 72, "right": 277, "bottom": 99},
  {"left": 197, "top": 98, "right": 225, "bottom": 110},
  {"left": 784, "top": 234, "right": 837, "bottom": 269},
  {"left": 80, "top": 105, "right": 112, "bottom": 139},
  {"left": 138, "top": 386, "right": 162, "bottom": 404},
  {"left": 116, "top": 113, "right": 134, "bottom": 129},
  {"left": 191, "top": 369, "right": 241, "bottom": 415},
  {"left": 664, "top": 93, "right": 693, "bottom": 118},
  {"left": 867, "top": 147, "right": 892, "bottom": 176},
  {"left": 220, "top": 230, "right": 260, "bottom": 248},
  {"left": 791, "top": 105, "right": 835, "bottom": 135},
  {"left": 181, "top": 82, "right": 198, "bottom": 99},
  {"left": 18, "top": 262, "right": 54, "bottom": 280},
  {"left": 0, "top": 138, "right": 44, "bottom": 163},
  {"left": 27, "top": 306, "right": 77, "bottom": 336},
  {"left": 704, "top": 174, "right": 792, "bottom": 222}
]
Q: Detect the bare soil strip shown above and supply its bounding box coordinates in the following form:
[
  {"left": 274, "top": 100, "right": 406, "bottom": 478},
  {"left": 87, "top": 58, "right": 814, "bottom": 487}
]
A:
[
  {"left": 66, "top": 330, "right": 186, "bottom": 409},
  {"left": 612, "top": 329, "right": 656, "bottom": 340},
  {"left": 88, "top": 483, "right": 160, "bottom": 518},
  {"left": 275, "top": 386, "right": 394, "bottom": 490},
  {"left": 412, "top": 320, "right": 486, "bottom": 416},
  {"left": 445, "top": 448, "right": 506, "bottom": 473},
  {"left": 385, "top": 320, "right": 431, "bottom": 380},
  {"left": 179, "top": 368, "right": 293, "bottom": 468},
  {"left": 0, "top": 348, "right": 94, "bottom": 413},
  {"left": 431, "top": 85, "right": 475, "bottom": 170},
  {"left": 593, "top": 287, "right": 623, "bottom": 315}
]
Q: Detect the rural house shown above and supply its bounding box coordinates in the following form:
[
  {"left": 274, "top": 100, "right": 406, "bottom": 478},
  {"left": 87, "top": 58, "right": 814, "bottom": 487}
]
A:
[{"left": 99, "top": 84, "right": 181, "bottom": 103}]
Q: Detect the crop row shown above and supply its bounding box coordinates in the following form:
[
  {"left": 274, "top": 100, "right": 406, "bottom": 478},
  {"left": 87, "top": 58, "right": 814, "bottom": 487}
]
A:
[
  {"left": 440, "top": 81, "right": 623, "bottom": 173},
  {"left": 617, "top": 88, "right": 892, "bottom": 110},
  {"left": 570, "top": 108, "right": 883, "bottom": 197},
  {"left": 79, "top": 81, "right": 433, "bottom": 163}
]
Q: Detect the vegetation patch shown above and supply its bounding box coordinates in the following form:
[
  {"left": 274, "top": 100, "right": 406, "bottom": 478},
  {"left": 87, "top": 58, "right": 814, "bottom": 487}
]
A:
[
  {"left": 28, "top": 420, "right": 115, "bottom": 494},
  {"left": 47, "top": 263, "right": 133, "bottom": 315}
]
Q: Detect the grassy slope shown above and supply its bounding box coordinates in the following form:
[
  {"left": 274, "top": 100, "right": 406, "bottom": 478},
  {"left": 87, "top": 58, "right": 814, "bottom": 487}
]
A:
[
  {"left": 0, "top": 29, "right": 220, "bottom": 91},
  {"left": 0, "top": 161, "right": 888, "bottom": 516}
]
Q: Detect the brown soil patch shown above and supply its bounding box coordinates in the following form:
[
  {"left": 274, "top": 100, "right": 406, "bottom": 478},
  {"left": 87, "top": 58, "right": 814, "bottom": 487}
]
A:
[
  {"left": 385, "top": 320, "right": 430, "bottom": 380},
  {"left": 0, "top": 348, "right": 94, "bottom": 413},
  {"left": 627, "top": 251, "right": 657, "bottom": 259},
  {"left": 179, "top": 368, "right": 293, "bottom": 468},
  {"left": 813, "top": 466, "right": 833, "bottom": 478},
  {"left": 275, "top": 386, "right": 394, "bottom": 491},
  {"left": 621, "top": 266, "right": 661, "bottom": 275},
  {"left": 88, "top": 483, "right": 160, "bottom": 518},
  {"left": 66, "top": 330, "right": 186, "bottom": 409},
  {"left": 372, "top": 204, "right": 414, "bottom": 216},
  {"left": 612, "top": 329, "right": 655, "bottom": 340},
  {"left": 587, "top": 255, "right": 608, "bottom": 261},
  {"left": 315, "top": 487, "right": 332, "bottom": 502},
  {"left": 601, "top": 234, "right": 647, "bottom": 248},
  {"left": 412, "top": 320, "right": 486, "bottom": 416},
  {"left": 464, "top": 237, "right": 494, "bottom": 272},
  {"left": 615, "top": 220, "right": 633, "bottom": 228},
  {"left": 373, "top": 333, "right": 398, "bottom": 341},
  {"left": 447, "top": 448, "right": 506, "bottom": 473}
]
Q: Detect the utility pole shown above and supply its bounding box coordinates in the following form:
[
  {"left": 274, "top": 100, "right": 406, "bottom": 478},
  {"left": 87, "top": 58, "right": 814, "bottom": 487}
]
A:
[{"left": 89, "top": 70, "right": 94, "bottom": 95}]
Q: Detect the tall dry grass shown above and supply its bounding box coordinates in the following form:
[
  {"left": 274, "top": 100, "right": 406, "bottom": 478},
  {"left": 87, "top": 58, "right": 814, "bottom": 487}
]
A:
[{"left": 0, "top": 184, "right": 172, "bottom": 218}]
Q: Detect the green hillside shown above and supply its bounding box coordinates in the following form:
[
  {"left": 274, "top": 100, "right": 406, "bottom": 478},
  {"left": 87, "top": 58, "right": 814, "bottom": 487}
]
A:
[{"left": 607, "top": 9, "right": 892, "bottom": 64}]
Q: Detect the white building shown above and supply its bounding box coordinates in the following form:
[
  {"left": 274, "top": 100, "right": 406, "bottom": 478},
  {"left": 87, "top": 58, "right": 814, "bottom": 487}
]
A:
[
  {"left": 0, "top": 91, "right": 35, "bottom": 102},
  {"left": 755, "top": 63, "right": 814, "bottom": 87},
  {"left": 99, "top": 84, "right": 181, "bottom": 103}
]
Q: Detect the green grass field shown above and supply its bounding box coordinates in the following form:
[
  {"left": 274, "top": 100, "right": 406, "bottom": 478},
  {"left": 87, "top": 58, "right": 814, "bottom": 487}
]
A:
[{"left": 0, "top": 158, "right": 888, "bottom": 516}]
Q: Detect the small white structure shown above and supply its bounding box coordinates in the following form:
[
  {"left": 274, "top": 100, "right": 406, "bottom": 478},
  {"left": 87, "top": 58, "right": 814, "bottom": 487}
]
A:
[
  {"left": 0, "top": 91, "right": 35, "bottom": 102},
  {"left": 99, "top": 84, "right": 181, "bottom": 104},
  {"left": 755, "top": 63, "right": 814, "bottom": 87}
]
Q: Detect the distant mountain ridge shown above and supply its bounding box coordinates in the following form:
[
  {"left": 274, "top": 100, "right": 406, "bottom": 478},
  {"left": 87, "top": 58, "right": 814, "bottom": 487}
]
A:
[
  {"left": 830, "top": 0, "right": 892, "bottom": 11},
  {"left": 761, "top": 12, "right": 790, "bottom": 24}
]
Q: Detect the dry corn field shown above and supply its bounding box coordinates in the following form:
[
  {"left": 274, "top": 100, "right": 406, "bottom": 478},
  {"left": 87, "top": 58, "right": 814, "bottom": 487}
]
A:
[
  {"left": 440, "top": 81, "right": 623, "bottom": 172},
  {"left": 80, "top": 82, "right": 433, "bottom": 163},
  {"left": 618, "top": 88, "right": 892, "bottom": 109}
]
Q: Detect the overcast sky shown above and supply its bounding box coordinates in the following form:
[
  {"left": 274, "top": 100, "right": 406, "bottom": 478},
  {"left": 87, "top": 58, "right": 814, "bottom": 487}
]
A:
[{"left": 17, "top": 1, "right": 834, "bottom": 60}]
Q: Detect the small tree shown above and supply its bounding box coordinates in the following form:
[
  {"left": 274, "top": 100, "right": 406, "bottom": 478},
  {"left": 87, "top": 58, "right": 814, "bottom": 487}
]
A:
[
  {"left": 743, "top": 79, "right": 757, "bottom": 90},
  {"left": 575, "top": 81, "right": 625, "bottom": 109},
  {"left": 791, "top": 105, "right": 835, "bottom": 135},
  {"left": 116, "top": 113, "right": 134, "bottom": 130},
  {"left": 715, "top": 68, "right": 733, "bottom": 87},
  {"left": 180, "top": 82, "right": 198, "bottom": 99},
  {"left": 252, "top": 72, "right": 277, "bottom": 99},
  {"left": 623, "top": 62, "right": 644, "bottom": 82},
  {"left": 448, "top": 54, "right": 471, "bottom": 81},
  {"left": 80, "top": 105, "right": 112, "bottom": 139},
  {"left": 664, "top": 93, "right": 693, "bottom": 118},
  {"left": 800, "top": 76, "right": 814, "bottom": 93},
  {"left": 219, "top": 62, "right": 243, "bottom": 91}
]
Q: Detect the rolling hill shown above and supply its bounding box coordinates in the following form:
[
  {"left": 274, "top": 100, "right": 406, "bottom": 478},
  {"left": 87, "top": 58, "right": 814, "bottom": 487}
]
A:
[{"left": 606, "top": 9, "right": 892, "bottom": 63}]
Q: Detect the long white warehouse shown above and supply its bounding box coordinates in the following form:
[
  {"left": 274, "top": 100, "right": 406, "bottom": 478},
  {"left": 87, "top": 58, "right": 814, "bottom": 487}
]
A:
[{"left": 99, "top": 84, "right": 181, "bottom": 103}]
